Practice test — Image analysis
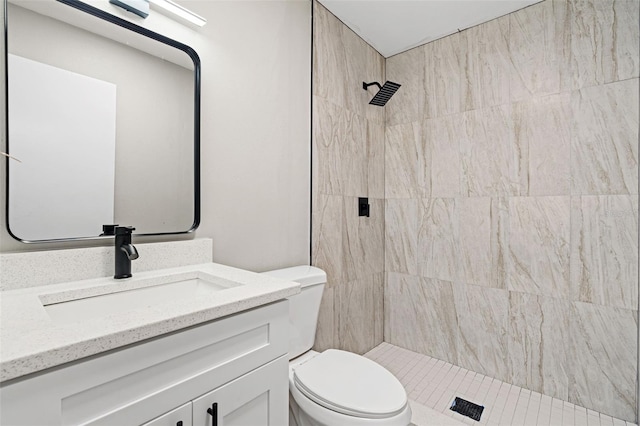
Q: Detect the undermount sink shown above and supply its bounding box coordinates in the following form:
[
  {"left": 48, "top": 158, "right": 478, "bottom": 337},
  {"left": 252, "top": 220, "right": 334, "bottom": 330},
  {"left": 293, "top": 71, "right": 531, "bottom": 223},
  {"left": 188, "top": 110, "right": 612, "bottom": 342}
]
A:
[{"left": 40, "top": 271, "right": 241, "bottom": 324}]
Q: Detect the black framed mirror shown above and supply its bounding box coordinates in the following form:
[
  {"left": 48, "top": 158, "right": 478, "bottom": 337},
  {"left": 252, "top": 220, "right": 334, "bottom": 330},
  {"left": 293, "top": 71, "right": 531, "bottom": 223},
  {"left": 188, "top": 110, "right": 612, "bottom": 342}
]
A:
[{"left": 4, "top": 0, "right": 201, "bottom": 242}]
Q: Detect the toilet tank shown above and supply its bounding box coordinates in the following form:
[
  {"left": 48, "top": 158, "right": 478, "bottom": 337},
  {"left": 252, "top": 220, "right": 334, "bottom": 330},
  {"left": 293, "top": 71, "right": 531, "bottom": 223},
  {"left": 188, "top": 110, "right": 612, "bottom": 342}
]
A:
[{"left": 262, "top": 266, "right": 326, "bottom": 360}]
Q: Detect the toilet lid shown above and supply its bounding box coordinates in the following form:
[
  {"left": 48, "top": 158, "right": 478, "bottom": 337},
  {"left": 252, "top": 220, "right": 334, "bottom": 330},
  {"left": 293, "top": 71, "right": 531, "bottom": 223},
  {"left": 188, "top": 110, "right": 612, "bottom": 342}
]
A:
[{"left": 293, "top": 349, "right": 407, "bottom": 419}]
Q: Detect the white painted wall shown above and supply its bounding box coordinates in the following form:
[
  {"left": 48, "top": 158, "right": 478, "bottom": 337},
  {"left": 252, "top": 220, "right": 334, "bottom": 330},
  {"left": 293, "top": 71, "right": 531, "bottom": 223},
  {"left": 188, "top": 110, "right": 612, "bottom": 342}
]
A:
[{"left": 0, "top": 0, "right": 311, "bottom": 273}]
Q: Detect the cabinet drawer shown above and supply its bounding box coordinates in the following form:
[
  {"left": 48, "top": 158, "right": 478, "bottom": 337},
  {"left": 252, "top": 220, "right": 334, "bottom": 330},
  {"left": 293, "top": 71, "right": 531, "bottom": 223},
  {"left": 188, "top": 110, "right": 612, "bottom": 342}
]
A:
[{"left": 0, "top": 300, "right": 288, "bottom": 426}]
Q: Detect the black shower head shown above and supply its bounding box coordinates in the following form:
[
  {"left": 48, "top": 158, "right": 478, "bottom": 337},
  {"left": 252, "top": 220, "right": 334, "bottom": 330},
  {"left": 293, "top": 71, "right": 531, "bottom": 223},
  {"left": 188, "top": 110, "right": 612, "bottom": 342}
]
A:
[{"left": 363, "top": 81, "right": 401, "bottom": 106}]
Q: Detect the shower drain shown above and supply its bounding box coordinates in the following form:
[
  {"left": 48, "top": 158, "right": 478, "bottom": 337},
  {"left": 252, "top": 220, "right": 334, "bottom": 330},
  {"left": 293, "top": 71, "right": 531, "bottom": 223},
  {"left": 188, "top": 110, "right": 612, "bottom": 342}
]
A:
[{"left": 450, "top": 396, "right": 484, "bottom": 421}]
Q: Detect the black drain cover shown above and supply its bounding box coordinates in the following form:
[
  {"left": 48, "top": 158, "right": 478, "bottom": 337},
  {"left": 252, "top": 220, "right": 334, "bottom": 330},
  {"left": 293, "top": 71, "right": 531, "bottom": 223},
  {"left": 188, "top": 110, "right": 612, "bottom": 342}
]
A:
[{"left": 450, "top": 397, "right": 484, "bottom": 421}]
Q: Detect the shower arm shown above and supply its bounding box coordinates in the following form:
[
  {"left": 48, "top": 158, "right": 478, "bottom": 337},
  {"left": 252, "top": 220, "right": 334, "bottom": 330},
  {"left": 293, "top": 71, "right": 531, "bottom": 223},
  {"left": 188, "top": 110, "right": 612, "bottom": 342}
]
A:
[{"left": 362, "top": 82, "right": 383, "bottom": 91}]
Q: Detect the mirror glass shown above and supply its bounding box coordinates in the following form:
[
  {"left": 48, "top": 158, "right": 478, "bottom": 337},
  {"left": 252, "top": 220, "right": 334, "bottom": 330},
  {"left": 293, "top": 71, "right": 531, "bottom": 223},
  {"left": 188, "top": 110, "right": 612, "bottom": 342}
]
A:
[{"left": 6, "top": 0, "right": 200, "bottom": 242}]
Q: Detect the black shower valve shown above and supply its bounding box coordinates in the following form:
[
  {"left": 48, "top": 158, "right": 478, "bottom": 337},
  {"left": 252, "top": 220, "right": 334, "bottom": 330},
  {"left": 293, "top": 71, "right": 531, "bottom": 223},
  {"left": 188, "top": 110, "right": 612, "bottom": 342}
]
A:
[{"left": 358, "top": 197, "right": 370, "bottom": 217}]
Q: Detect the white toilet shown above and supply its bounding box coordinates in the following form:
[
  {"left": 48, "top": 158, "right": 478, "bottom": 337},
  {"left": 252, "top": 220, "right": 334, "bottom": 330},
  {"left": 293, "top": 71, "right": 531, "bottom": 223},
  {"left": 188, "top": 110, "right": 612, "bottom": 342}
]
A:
[{"left": 263, "top": 266, "right": 412, "bottom": 426}]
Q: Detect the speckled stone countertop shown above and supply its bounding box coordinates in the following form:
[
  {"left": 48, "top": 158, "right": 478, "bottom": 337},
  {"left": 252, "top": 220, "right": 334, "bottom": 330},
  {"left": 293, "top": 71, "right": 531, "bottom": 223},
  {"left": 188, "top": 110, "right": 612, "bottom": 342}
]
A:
[{"left": 0, "top": 262, "right": 300, "bottom": 382}]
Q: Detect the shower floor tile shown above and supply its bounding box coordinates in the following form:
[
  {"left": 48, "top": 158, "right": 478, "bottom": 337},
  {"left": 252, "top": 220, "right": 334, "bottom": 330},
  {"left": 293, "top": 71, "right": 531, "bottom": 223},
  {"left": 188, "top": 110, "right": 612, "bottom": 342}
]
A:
[{"left": 365, "top": 343, "right": 638, "bottom": 426}]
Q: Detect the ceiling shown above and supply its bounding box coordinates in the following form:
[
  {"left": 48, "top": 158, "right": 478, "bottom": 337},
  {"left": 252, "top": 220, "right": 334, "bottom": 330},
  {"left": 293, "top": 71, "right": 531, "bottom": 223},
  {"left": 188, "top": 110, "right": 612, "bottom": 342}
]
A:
[{"left": 318, "top": 0, "right": 542, "bottom": 58}]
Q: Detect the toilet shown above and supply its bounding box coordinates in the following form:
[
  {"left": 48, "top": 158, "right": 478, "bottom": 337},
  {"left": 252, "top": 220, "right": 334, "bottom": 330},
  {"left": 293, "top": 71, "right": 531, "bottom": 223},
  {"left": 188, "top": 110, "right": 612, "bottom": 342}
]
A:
[{"left": 263, "top": 266, "right": 412, "bottom": 426}]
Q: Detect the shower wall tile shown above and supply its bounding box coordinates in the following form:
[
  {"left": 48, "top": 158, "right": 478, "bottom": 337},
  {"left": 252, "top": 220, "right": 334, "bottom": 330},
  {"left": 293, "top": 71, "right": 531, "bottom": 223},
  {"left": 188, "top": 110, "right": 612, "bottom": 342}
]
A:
[
  {"left": 340, "top": 18, "right": 386, "bottom": 124},
  {"left": 312, "top": 285, "right": 335, "bottom": 352},
  {"left": 425, "top": 32, "right": 464, "bottom": 118},
  {"left": 454, "top": 283, "right": 510, "bottom": 382},
  {"left": 312, "top": 97, "right": 344, "bottom": 195},
  {"left": 569, "top": 302, "right": 637, "bottom": 422},
  {"left": 507, "top": 292, "right": 571, "bottom": 401},
  {"left": 335, "top": 273, "right": 383, "bottom": 354},
  {"left": 509, "top": 0, "right": 570, "bottom": 101},
  {"left": 311, "top": 193, "right": 344, "bottom": 284},
  {"left": 508, "top": 196, "right": 571, "bottom": 298},
  {"left": 385, "top": 122, "right": 427, "bottom": 199},
  {"left": 569, "top": 0, "right": 640, "bottom": 90},
  {"left": 570, "top": 195, "right": 639, "bottom": 310},
  {"left": 427, "top": 114, "right": 462, "bottom": 198},
  {"left": 367, "top": 120, "right": 385, "bottom": 198},
  {"left": 570, "top": 78, "right": 639, "bottom": 195},
  {"left": 343, "top": 197, "right": 384, "bottom": 281},
  {"left": 461, "top": 15, "right": 511, "bottom": 111},
  {"left": 417, "top": 198, "right": 458, "bottom": 282},
  {"left": 341, "top": 108, "right": 369, "bottom": 197},
  {"left": 458, "top": 197, "right": 508, "bottom": 289},
  {"left": 312, "top": 2, "right": 346, "bottom": 105},
  {"left": 373, "top": 271, "right": 384, "bottom": 346},
  {"left": 460, "top": 105, "right": 521, "bottom": 197},
  {"left": 312, "top": 2, "right": 387, "bottom": 356},
  {"left": 384, "top": 272, "right": 459, "bottom": 365},
  {"left": 513, "top": 93, "right": 571, "bottom": 196},
  {"left": 313, "top": 2, "right": 386, "bottom": 123},
  {"left": 386, "top": 46, "right": 426, "bottom": 126},
  {"left": 385, "top": 199, "right": 418, "bottom": 275},
  {"left": 375, "top": 0, "right": 638, "bottom": 420}
]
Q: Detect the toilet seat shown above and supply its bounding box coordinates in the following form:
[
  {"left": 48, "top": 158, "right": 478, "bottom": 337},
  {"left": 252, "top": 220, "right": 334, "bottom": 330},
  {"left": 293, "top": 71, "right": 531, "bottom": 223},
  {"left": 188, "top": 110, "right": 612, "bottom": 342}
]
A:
[{"left": 292, "top": 349, "right": 407, "bottom": 419}]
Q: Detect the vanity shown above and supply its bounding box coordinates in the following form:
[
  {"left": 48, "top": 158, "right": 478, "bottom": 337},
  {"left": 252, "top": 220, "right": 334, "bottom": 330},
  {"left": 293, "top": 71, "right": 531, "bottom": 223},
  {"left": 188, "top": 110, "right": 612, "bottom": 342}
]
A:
[{"left": 0, "top": 242, "right": 300, "bottom": 425}]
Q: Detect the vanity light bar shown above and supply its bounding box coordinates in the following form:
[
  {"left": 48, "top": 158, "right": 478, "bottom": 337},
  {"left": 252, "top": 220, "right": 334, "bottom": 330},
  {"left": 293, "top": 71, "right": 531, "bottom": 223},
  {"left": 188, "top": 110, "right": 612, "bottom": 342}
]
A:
[{"left": 149, "top": 0, "right": 207, "bottom": 27}]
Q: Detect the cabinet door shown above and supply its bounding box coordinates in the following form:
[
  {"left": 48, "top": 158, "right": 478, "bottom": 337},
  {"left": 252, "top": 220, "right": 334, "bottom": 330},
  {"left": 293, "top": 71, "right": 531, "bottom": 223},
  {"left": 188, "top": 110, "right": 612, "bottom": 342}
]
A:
[
  {"left": 192, "top": 355, "right": 288, "bottom": 426},
  {"left": 141, "top": 402, "right": 192, "bottom": 426}
]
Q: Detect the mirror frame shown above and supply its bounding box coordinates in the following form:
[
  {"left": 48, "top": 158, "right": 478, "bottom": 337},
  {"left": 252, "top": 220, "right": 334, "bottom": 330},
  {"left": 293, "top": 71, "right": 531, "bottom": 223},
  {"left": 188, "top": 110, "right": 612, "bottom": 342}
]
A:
[{"left": 4, "top": 0, "right": 201, "bottom": 243}]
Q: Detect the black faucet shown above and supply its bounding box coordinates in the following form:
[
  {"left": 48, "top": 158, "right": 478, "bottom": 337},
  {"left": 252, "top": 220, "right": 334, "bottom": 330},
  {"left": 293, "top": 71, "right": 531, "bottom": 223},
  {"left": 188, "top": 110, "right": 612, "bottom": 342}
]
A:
[{"left": 102, "top": 224, "right": 139, "bottom": 279}]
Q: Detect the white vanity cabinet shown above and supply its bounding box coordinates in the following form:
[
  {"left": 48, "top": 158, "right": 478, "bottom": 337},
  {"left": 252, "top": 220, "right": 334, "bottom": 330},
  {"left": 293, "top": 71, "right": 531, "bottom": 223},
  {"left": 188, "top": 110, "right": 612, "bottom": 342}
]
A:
[{"left": 0, "top": 300, "right": 289, "bottom": 426}]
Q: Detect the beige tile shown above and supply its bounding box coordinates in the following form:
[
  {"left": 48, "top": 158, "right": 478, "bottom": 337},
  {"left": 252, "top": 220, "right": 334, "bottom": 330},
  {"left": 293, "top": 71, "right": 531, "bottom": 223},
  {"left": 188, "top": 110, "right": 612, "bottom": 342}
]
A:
[
  {"left": 312, "top": 285, "right": 335, "bottom": 352},
  {"left": 454, "top": 283, "right": 509, "bottom": 382},
  {"left": 340, "top": 21, "right": 386, "bottom": 123},
  {"left": 386, "top": 46, "right": 426, "bottom": 126},
  {"left": 571, "top": 195, "right": 639, "bottom": 310},
  {"left": 427, "top": 114, "right": 462, "bottom": 198},
  {"left": 426, "top": 32, "right": 464, "bottom": 118},
  {"left": 417, "top": 198, "right": 458, "bottom": 282},
  {"left": 342, "top": 197, "right": 384, "bottom": 281},
  {"left": 367, "top": 119, "right": 385, "bottom": 198},
  {"left": 507, "top": 292, "right": 571, "bottom": 401},
  {"left": 335, "top": 273, "right": 382, "bottom": 354},
  {"left": 570, "top": 79, "right": 639, "bottom": 195},
  {"left": 509, "top": 0, "right": 570, "bottom": 101},
  {"left": 569, "top": 0, "right": 639, "bottom": 90},
  {"left": 340, "top": 108, "right": 369, "bottom": 197},
  {"left": 312, "top": 2, "right": 346, "bottom": 105},
  {"left": 311, "top": 193, "right": 344, "bottom": 283},
  {"left": 312, "top": 96, "right": 344, "bottom": 195},
  {"left": 460, "top": 105, "right": 521, "bottom": 197},
  {"left": 508, "top": 196, "right": 571, "bottom": 298},
  {"left": 458, "top": 197, "right": 507, "bottom": 289},
  {"left": 385, "top": 122, "right": 426, "bottom": 199},
  {"left": 385, "top": 198, "right": 419, "bottom": 275},
  {"left": 461, "top": 15, "right": 511, "bottom": 111},
  {"left": 569, "top": 301, "right": 637, "bottom": 422},
  {"left": 513, "top": 93, "right": 571, "bottom": 196},
  {"left": 373, "top": 269, "right": 384, "bottom": 346}
]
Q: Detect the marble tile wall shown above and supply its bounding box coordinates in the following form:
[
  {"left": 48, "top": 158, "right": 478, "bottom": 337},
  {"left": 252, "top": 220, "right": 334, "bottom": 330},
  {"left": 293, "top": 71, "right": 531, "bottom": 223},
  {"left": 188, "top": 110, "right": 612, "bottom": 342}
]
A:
[
  {"left": 383, "top": 0, "right": 639, "bottom": 422},
  {"left": 311, "top": 2, "right": 385, "bottom": 355}
]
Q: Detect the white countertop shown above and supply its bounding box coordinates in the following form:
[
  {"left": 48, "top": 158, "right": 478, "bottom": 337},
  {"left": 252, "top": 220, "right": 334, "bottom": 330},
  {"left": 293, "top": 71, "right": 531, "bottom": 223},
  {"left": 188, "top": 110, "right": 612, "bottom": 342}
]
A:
[{"left": 0, "top": 262, "right": 300, "bottom": 382}]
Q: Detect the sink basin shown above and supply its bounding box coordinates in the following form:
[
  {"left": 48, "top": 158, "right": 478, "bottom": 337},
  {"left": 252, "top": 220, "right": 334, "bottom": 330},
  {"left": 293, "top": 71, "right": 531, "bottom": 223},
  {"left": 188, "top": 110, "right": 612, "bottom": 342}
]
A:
[{"left": 41, "top": 272, "right": 241, "bottom": 324}]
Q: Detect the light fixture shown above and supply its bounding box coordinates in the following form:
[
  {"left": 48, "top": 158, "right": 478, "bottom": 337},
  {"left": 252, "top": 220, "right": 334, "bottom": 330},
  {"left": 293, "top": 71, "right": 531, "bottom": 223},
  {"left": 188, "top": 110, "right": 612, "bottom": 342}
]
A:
[
  {"left": 109, "top": 0, "right": 149, "bottom": 18},
  {"left": 149, "top": 0, "right": 207, "bottom": 27}
]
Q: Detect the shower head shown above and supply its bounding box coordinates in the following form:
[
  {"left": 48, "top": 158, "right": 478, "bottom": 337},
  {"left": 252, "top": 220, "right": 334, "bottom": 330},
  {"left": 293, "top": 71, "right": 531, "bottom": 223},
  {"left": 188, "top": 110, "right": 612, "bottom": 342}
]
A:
[{"left": 363, "top": 81, "right": 401, "bottom": 106}]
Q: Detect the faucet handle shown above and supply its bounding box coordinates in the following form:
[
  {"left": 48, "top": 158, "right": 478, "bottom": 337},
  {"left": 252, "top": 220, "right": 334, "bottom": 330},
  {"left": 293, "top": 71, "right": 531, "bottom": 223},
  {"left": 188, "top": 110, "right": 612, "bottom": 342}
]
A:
[
  {"left": 101, "top": 224, "right": 119, "bottom": 236},
  {"left": 115, "top": 226, "right": 136, "bottom": 235}
]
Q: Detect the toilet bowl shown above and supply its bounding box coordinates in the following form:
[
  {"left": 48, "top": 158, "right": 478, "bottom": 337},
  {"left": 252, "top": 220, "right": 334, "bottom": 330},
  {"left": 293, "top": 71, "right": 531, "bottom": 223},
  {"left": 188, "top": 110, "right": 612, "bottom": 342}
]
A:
[{"left": 262, "top": 266, "right": 412, "bottom": 426}]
